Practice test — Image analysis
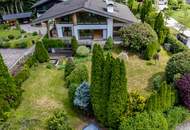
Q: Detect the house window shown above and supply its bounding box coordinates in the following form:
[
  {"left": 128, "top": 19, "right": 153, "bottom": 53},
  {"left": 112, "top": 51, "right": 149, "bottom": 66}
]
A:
[{"left": 62, "top": 27, "right": 72, "bottom": 37}]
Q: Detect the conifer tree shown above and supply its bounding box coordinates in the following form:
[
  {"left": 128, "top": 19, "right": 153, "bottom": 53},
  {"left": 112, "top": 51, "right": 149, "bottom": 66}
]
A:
[
  {"left": 0, "top": 54, "right": 21, "bottom": 120},
  {"left": 140, "top": 0, "right": 152, "bottom": 23},
  {"left": 127, "top": 0, "right": 134, "bottom": 10},
  {"left": 154, "top": 12, "right": 166, "bottom": 44},
  {"left": 35, "top": 41, "right": 49, "bottom": 63},
  {"left": 108, "top": 58, "right": 127, "bottom": 129},
  {"left": 90, "top": 44, "right": 105, "bottom": 123}
]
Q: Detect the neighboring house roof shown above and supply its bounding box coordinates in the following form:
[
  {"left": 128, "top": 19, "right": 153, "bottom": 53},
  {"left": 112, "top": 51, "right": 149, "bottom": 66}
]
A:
[
  {"left": 32, "top": 0, "right": 62, "bottom": 8},
  {"left": 33, "top": 0, "right": 137, "bottom": 24},
  {"left": 2, "top": 12, "right": 32, "bottom": 21}
]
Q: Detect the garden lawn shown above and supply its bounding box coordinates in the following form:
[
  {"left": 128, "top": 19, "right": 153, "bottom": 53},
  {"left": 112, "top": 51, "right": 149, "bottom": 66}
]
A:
[
  {"left": 113, "top": 48, "right": 170, "bottom": 97},
  {"left": 5, "top": 64, "right": 86, "bottom": 130},
  {"left": 0, "top": 29, "right": 21, "bottom": 39},
  {"left": 170, "top": 9, "right": 190, "bottom": 28}
]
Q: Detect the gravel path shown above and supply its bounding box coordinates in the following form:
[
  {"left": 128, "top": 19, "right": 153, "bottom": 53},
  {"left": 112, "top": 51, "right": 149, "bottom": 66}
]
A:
[{"left": 176, "top": 121, "right": 190, "bottom": 130}]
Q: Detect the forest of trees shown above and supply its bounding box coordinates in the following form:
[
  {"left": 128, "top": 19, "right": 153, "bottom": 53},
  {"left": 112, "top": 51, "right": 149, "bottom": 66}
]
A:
[{"left": 0, "top": 0, "right": 37, "bottom": 15}]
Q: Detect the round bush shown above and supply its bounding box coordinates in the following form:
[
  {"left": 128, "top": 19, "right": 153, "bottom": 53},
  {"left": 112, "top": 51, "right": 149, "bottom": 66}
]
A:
[
  {"left": 120, "top": 23, "right": 158, "bottom": 52},
  {"left": 119, "top": 111, "right": 168, "bottom": 130},
  {"left": 47, "top": 110, "right": 72, "bottom": 130},
  {"left": 76, "top": 46, "right": 90, "bottom": 57},
  {"left": 165, "top": 50, "right": 190, "bottom": 83},
  {"left": 8, "top": 34, "right": 15, "bottom": 40}
]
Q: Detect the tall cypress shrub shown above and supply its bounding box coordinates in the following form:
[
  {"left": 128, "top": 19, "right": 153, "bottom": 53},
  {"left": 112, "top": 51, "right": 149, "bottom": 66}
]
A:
[
  {"left": 0, "top": 54, "right": 21, "bottom": 120},
  {"left": 90, "top": 44, "right": 105, "bottom": 123},
  {"left": 108, "top": 58, "right": 127, "bottom": 129},
  {"left": 35, "top": 41, "right": 49, "bottom": 63},
  {"left": 140, "top": 0, "right": 152, "bottom": 23}
]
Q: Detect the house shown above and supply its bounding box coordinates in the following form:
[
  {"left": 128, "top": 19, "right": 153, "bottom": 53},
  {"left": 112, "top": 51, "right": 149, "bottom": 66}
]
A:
[
  {"left": 2, "top": 12, "right": 32, "bottom": 25},
  {"left": 155, "top": 0, "right": 168, "bottom": 11},
  {"left": 32, "top": 0, "right": 64, "bottom": 17},
  {"left": 33, "top": 0, "right": 137, "bottom": 43}
]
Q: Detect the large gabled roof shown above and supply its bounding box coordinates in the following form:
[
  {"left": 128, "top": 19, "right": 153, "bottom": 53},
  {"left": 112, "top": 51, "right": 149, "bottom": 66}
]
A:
[
  {"left": 32, "top": 0, "right": 62, "bottom": 8},
  {"left": 33, "top": 0, "right": 137, "bottom": 24}
]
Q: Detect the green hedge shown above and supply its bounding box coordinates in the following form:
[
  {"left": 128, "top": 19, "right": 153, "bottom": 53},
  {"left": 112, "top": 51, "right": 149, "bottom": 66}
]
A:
[
  {"left": 42, "top": 38, "right": 65, "bottom": 49},
  {"left": 144, "top": 42, "right": 160, "bottom": 60},
  {"left": 164, "top": 34, "right": 188, "bottom": 54}
]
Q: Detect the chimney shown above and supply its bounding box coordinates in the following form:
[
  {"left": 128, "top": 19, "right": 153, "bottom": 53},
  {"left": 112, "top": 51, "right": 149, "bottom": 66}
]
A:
[{"left": 107, "top": 0, "right": 114, "bottom": 13}]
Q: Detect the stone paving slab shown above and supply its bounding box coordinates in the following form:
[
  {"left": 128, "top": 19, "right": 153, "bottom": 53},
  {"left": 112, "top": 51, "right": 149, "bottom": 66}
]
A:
[
  {"left": 176, "top": 121, "right": 190, "bottom": 130},
  {"left": 0, "top": 48, "right": 31, "bottom": 69}
]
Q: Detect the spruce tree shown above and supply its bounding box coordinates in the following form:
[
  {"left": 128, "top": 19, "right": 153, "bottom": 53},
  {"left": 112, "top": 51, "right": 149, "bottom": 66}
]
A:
[
  {"left": 35, "top": 41, "right": 49, "bottom": 63},
  {"left": 0, "top": 54, "right": 21, "bottom": 120},
  {"left": 90, "top": 44, "right": 105, "bottom": 123},
  {"left": 154, "top": 12, "right": 165, "bottom": 44},
  {"left": 140, "top": 0, "right": 152, "bottom": 23},
  {"left": 108, "top": 58, "right": 127, "bottom": 129}
]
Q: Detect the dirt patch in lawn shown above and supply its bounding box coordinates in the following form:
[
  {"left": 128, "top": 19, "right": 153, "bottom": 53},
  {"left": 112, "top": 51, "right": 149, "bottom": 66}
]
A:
[{"left": 35, "top": 96, "right": 61, "bottom": 110}]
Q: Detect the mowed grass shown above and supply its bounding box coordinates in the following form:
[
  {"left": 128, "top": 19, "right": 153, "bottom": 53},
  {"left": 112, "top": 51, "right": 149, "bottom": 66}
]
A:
[
  {"left": 5, "top": 64, "right": 86, "bottom": 130},
  {"left": 113, "top": 48, "right": 170, "bottom": 97},
  {"left": 170, "top": 9, "right": 190, "bottom": 28}
]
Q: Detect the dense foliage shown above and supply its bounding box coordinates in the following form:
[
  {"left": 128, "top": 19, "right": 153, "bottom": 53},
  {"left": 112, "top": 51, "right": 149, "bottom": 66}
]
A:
[
  {"left": 164, "top": 34, "right": 188, "bottom": 54},
  {"left": 68, "top": 84, "right": 79, "bottom": 106},
  {"left": 14, "top": 65, "right": 30, "bottom": 86},
  {"left": 165, "top": 51, "right": 190, "bottom": 83},
  {"left": 74, "top": 82, "right": 91, "bottom": 111},
  {"left": 104, "top": 37, "right": 113, "bottom": 51},
  {"left": 42, "top": 38, "right": 65, "bottom": 50},
  {"left": 0, "top": 54, "right": 22, "bottom": 121},
  {"left": 71, "top": 37, "right": 78, "bottom": 56},
  {"left": 47, "top": 110, "right": 72, "bottom": 130},
  {"left": 165, "top": 107, "right": 190, "bottom": 130},
  {"left": 144, "top": 41, "right": 160, "bottom": 60},
  {"left": 119, "top": 111, "right": 168, "bottom": 130},
  {"left": 76, "top": 46, "right": 90, "bottom": 57},
  {"left": 107, "top": 58, "right": 127, "bottom": 129},
  {"left": 176, "top": 74, "right": 190, "bottom": 109},
  {"left": 34, "top": 41, "right": 49, "bottom": 63},
  {"left": 140, "top": 0, "right": 152, "bottom": 22},
  {"left": 66, "top": 64, "right": 88, "bottom": 87},
  {"left": 90, "top": 44, "right": 106, "bottom": 124},
  {"left": 120, "top": 23, "right": 158, "bottom": 53},
  {"left": 64, "top": 58, "right": 75, "bottom": 79},
  {"left": 146, "top": 82, "right": 177, "bottom": 112}
]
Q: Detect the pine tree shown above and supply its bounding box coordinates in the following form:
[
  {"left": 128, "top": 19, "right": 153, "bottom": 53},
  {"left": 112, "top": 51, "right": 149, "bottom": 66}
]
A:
[
  {"left": 154, "top": 12, "right": 166, "bottom": 44},
  {"left": 35, "top": 41, "right": 49, "bottom": 63},
  {"left": 0, "top": 54, "right": 21, "bottom": 120},
  {"left": 64, "top": 58, "right": 75, "bottom": 79},
  {"left": 90, "top": 44, "right": 105, "bottom": 123},
  {"left": 100, "top": 53, "right": 113, "bottom": 125},
  {"left": 108, "top": 58, "right": 127, "bottom": 129},
  {"left": 71, "top": 36, "right": 78, "bottom": 56},
  {"left": 127, "top": 0, "right": 134, "bottom": 10},
  {"left": 140, "top": 0, "right": 152, "bottom": 23}
]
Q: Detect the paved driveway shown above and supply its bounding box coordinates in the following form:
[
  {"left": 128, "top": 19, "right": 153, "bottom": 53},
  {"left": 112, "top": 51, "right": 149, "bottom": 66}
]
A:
[
  {"left": 0, "top": 47, "right": 34, "bottom": 69},
  {"left": 20, "top": 24, "right": 47, "bottom": 36}
]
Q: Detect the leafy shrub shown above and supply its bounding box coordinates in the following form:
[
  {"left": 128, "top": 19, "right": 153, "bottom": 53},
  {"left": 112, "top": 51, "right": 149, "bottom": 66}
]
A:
[
  {"left": 0, "top": 24, "right": 9, "bottom": 30},
  {"left": 8, "top": 34, "right": 15, "bottom": 40},
  {"left": 64, "top": 58, "right": 75, "bottom": 79},
  {"left": 165, "top": 51, "right": 190, "bottom": 83},
  {"left": 68, "top": 84, "right": 78, "bottom": 105},
  {"left": 165, "top": 107, "right": 190, "bottom": 130},
  {"left": 14, "top": 65, "right": 30, "bottom": 86},
  {"left": 76, "top": 46, "right": 90, "bottom": 57},
  {"left": 0, "top": 39, "right": 10, "bottom": 48},
  {"left": 144, "top": 42, "right": 160, "bottom": 60},
  {"left": 71, "top": 36, "right": 78, "bottom": 55},
  {"left": 66, "top": 64, "right": 88, "bottom": 87},
  {"left": 15, "top": 41, "right": 28, "bottom": 48},
  {"left": 152, "top": 75, "right": 162, "bottom": 91},
  {"left": 35, "top": 41, "right": 49, "bottom": 63},
  {"left": 20, "top": 30, "right": 26, "bottom": 34},
  {"left": 127, "top": 92, "right": 146, "bottom": 116},
  {"left": 46, "top": 64, "right": 54, "bottom": 69},
  {"left": 25, "top": 55, "right": 38, "bottom": 68},
  {"left": 74, "top": 82, "right": 91, "bottom": 111},
  {"left": 42, "top": 38, "right": 65, "bottom": 50},
  {"left": 176, "top": 73, "right": 190, "bottom": 109},
  {"left": 120, "top": 23, "right": 158, "bottom": 52},
  {"left": 164, "top": 34, "right": 188, "bottom": 54},
  {"left": 104, "top": 37, "right": 113, "bottom": 50},
  {"left": 47, "top": 110, "right": 72, "bottom": 130},
  {"left": 119, "top": 111, "right": 168, "bottom": 130},
  {"left": 32, "top": 32, "right": 38, "bottom": 36},
  {"left": 146, "top": 82, "right": 177, "bottom": 112}
]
